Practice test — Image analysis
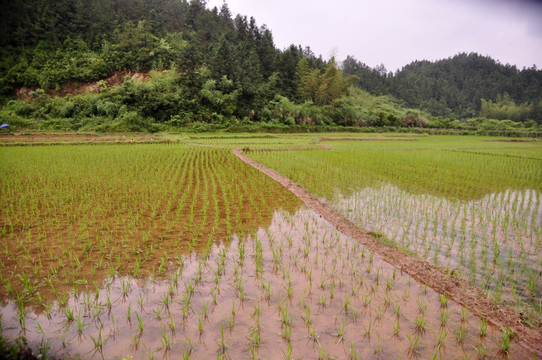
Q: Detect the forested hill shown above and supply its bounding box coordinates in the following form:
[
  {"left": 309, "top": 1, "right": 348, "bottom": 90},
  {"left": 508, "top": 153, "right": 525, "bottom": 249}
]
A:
[
  {"left": 1, "top": 0, "right": 541, "bottom": 132},
  {"left": 343, "top": 53, "right": 542, "bottom": 122}
]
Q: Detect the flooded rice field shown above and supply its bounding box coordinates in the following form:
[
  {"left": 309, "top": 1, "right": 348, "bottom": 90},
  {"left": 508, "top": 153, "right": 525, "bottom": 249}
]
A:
[
  {"left": 334, "top": 185, "right": 542, "bottom": 312},
  {"left": 0, "top": 208, "right": 531, "bottom": 359}
]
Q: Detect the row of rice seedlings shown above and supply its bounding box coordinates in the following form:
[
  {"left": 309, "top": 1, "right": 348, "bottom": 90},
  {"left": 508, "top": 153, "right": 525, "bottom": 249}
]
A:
[
  {"left": 186, "top": 134, "right": 317, "bottom": 149},
  {"left": 0, "top": 144, "right": 300, "bottom": 308},
  {"left": 334, "top": 184, "right": 542, "bottom": 315},
  {"left": 248, "top": 144, "right": 542, "bottom": 202},
  {"left": 0, "top": 207, "right": 531, "bottom": 358},
  {"left": 249, "top": 142, "right": 542, "bottom": 320}
]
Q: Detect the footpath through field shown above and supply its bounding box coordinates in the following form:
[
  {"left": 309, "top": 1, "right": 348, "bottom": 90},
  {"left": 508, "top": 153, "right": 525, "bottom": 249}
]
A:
[{"left": 232, "top": 147, "right": 542, "bottom": 355}]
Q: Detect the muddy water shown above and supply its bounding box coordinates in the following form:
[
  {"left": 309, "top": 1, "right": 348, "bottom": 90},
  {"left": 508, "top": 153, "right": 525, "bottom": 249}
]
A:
[
  {"left": 334, "top": 185, "right": 542, "bottom": 310},
  {"left": 0, "top": 208, "right": 532, "bottom": 359}
]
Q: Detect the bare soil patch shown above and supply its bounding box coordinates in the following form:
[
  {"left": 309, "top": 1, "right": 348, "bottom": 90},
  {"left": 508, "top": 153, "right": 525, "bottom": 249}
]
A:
[
  {"left": 15, "top": 71, "right": 152, "bottom": 99},
  {"left": 320, "top": 137, "right": 418, "bottom": 142},
  {"left": 0, "top": 133, "right": 174, "bottom": 146},
  {"left": 233, "top": 147, "right": 542, "bottom": 355},
  {"left": 484, "top": 138, "right": 541, "bottom": 142}
]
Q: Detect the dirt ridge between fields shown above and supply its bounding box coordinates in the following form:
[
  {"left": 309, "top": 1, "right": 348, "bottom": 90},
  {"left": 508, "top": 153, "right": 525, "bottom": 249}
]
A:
[{"left": 233, "top": 147, "right": 542, "bottom": 356}]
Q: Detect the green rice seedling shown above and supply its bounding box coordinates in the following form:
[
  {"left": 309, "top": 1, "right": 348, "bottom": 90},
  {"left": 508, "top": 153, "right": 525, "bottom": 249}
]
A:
[
  {"left": 335, "top": 318, "right": 347, "bottom": 342},
  {"left": 460, "top": 308, "right": 469, "bottom": 322},
  {"left": 281, "top": 342, "right": 293, "bottom": 360},
  {"left": 393, "top": 317, "right": 400, "bottom": 336},
  {"left": 76, "top": 314, "right": 86, "bottom": 334},
  {"left": 216, "top": 326, "right": 229, "bottom": 356},
  {"left": 479, "top": 318, "right": 488, "bottom": 337},
  {"left": 455, "top": 325, "right": 467, "bottom": 344},
  {"left": 475, "top": 342, "right": 488, "bottom": 359},
  {"left": 262, "top": 281, "right": 272, "bottom": 299},
  {"left": 407, "top": 332, "right": 425, "bottom": 355},
  {"left": 375, "top": 305, "right": 384, "bottom": 321},
  {"left": 198, "top": 316, "right": 204, "bottom": 335},
  {"left": 437, "top": 327, "right": 448, "bottom": 347},
  {"left": 440, "top": 309, "right": 449, "bottom": 326},
  {"left": 317, "top": 345, "right": 331, "bottom": 360},
  {"left": 303, "top": 305, "right": 312, "bottom": 326},
  {"left": 89, "top": 325, "right": 106, "bottom": 351},
  {"left": 402, "top": 288, "right": 409, "bottom": 301},
  {"left": 308, "top": 323, "right": 319, "bottom": 343},
  {"left": 158, "top": 324, "right": 171, "bottom": 351},
  {"left": 343, "top": 295, "right": 351, "bottom": 313},
  {"left": 36, "top": 322, "right": 45, "bottom": 336},
  {"left": 414, "top": 314, "right": 427, "bottom": 333},
  {"left": 499, "top": 327, "right": 513, "bottom": 354},
  {"left": 286, "top": 281, "right": 293, "bottom": 298},
  {"left": 92, "top": 303, "right": 102, "bottom": 319},
  {"left": 282, "top": 319, "right": 293, "bottom": 342},
  {"left": 248, "top": 327, "right": 261, "bottom": 348},
  {"left": 393, "top": 303, "right": 401, "bottom": 317},
  {"left": 154, "top": 307, "right": 162, "bottom": 320},
  {"left": 65, "top": 306, "right": 75, "bottom": 323},
  {"left": 249, "top": 343, "right": 258, "bottom": 360},
  {"left": 168, "top": 314, "right": 176, "bottom": 332},
  {"left": 362, "top": 294, "right": 373, "bottom": 308},
  {"left": 252, "top": 303, "right": 262, "bottom": 332},
  {"left": 184, "top": 334, "right": 193, "bottom": 355},
  {"left": 136, "top": 312, "right": 143, "bottom": 333},
  {"left": 349, "top": 341, "right": 361, "bottom": 360},
  {"left": 363, "top": 319, "right": 372, "bottom": 338},
  {"left": 417, "top": 297, "right": 427, "bottom": 313},
  {"left": 121, "top": 279, "right": 130, "bottom": 296},
  {"left": 439, "top": 294, "right": 448, "bottom": 308},
  {"left": 318, "top": 294, "right": 327, "bottom": 308},
  {"left": 373, "top": 334, "right": 384, "bottom": 356}
]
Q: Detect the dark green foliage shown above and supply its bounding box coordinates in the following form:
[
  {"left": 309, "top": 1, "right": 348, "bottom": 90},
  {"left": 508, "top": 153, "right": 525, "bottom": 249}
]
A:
[
  {"left": 0, "top": 1, "right": 540, "bottom": 132},
  {"left": 344, "top": 53, "right": 542, "bottom": 123}
]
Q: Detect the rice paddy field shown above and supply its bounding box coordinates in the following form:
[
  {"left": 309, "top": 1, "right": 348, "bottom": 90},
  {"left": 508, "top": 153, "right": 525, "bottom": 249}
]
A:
[{"left": 0, "top": 133, "right": 541, "bottom": 359}]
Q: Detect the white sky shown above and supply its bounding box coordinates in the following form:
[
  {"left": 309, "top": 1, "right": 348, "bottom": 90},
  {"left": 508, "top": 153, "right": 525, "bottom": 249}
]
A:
[{"left": 206, "top": 0, "right": 542, "bottom": 72}]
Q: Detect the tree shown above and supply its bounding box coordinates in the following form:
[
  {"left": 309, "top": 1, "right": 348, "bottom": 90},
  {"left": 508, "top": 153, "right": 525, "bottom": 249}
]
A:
[{"left": 296, "top": 57, "right": 357, "bottom": 106}]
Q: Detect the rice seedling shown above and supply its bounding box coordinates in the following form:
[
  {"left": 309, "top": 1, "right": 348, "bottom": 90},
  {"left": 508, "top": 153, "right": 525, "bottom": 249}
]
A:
[
  {"left": 136, "top": 312, "right": 144, "bottom": 333},
  {"left": 334, "top": 318, "right": 347, "bottom": 342},
  {"left": 216, "top": 326, "right": 229, "bottom": 356},
  {"left": 479, "top": 318, "right": 488, "bottom": 337},
  {"left": 437, "top": 327, "right": 448, "bottom": 347},
  {"left": 414, "top": 314, "right": 427, "bottom": 333},
  {"left": 160, "top": 324, "right": 172, "bottom": 351},
  {"left": 393, "top": 317, "right": 400, "bottom": 336},
  {"left": 407, "top": 332, "right": 425, "bottom": 355},
  {"left": 499, "top": 327, "right": 514, "bottom": 354},
  {"left": 90, "top": 325, "right": 106, "bottom": 351},
  {"left": 455, "top": 325, "right": 467, "bottom": 344},
  {"left": 440, "top": 309, "right": 449, "bottom": 327}
]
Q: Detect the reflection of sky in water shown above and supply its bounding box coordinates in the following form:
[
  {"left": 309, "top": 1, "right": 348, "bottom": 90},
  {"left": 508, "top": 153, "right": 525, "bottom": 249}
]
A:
[
  {"left": 334, "top": 185, "right": 542, "bottom": 307},
  {"left": 0, "top": 208, "right": 526, "bottom": 359}
]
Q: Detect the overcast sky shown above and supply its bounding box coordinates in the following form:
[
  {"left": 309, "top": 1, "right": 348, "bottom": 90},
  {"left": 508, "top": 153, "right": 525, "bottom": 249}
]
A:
[{"left": 206, "top": 0, "right": 542, "bottom": 72}]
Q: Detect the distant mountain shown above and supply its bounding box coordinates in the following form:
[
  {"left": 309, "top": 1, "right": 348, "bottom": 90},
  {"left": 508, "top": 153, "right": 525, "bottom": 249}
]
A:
[
  {"left": 1, "top": 0, "right": 540, "bottom": 127},
  {"left": 343, "top": 53, "right": 542, "bottom": 122}
]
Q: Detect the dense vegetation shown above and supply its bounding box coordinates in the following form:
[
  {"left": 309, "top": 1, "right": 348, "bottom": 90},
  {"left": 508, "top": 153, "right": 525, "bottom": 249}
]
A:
[
  {"left": 343, "top": 53, "right": 542, "bottom": 124},
  {"left": 0, "top": 0, "right": 540, "bottom": 132}
]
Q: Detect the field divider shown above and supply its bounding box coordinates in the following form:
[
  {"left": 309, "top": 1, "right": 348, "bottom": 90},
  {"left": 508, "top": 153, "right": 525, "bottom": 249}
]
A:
[{"left": 233, "top": 147, "right": 542, "bottom": 355}]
